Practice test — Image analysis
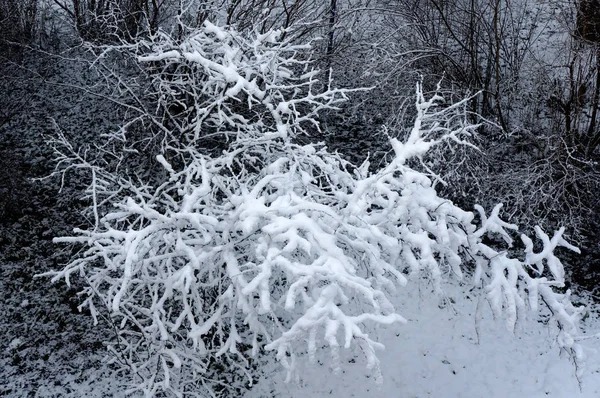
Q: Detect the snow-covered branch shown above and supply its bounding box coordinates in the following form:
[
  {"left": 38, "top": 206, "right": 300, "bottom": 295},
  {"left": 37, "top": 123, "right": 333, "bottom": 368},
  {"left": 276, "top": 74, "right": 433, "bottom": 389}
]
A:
[{"left": 43, "top": 20, "right": 585, "bottom": 397}]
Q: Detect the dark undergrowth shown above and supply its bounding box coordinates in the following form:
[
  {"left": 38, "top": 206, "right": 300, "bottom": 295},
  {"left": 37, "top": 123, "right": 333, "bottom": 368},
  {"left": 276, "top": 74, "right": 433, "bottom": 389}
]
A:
[{"left": 0, "top": 49, "right": 124, "bottom": 397}]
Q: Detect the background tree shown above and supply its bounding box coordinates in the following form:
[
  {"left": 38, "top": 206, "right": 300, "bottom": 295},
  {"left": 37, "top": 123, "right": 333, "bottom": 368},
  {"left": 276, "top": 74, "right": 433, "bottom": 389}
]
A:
[{"left": 51, "top": 0, "right": 177, "bottom": 42}]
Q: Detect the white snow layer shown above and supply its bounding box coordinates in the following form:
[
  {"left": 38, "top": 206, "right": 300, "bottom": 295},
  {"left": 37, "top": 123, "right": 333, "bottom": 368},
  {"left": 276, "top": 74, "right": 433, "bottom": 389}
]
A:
[{"left": 248, "top": 282, "right": 600, "bottom": 398}]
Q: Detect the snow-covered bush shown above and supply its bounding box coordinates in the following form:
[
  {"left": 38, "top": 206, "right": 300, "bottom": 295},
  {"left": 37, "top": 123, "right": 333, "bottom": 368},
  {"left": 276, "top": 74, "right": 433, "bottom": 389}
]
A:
[
  {"left": 44, "top": 20, "right": 585, "bottom": 397},
  {"left": 135, "top": 21, "right": 344, "bottom": 145}
]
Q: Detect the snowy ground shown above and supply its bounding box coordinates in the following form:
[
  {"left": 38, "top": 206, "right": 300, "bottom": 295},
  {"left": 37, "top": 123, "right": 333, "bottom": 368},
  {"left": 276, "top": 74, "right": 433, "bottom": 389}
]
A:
[
  {"left": 249, "top": 282, "right": 600, "bottom": 398},
  {"left": 4, "top": 275, "right": 599, "bottom": 397},
  {"left": 4, "top": 261, "right": 599, "bottom": 397}
]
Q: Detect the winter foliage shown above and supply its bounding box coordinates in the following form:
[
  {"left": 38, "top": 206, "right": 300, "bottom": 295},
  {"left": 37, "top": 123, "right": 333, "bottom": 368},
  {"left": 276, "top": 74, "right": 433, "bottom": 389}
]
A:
[{"left": 44, "top": 20, "right": 585, "bottom": 397}]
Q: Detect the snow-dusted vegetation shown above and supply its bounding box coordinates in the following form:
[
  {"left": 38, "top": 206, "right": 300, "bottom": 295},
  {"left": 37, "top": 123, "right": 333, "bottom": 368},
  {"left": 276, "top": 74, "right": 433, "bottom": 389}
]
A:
[{"left": 1, "top": 0, "right": 600, "bottom": 397}]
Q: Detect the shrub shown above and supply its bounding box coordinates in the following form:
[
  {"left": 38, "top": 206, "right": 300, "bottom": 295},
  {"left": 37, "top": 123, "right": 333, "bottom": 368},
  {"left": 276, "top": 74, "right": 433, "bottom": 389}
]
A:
[{"left": 44, "top": 21, "right": 585, "bottom": 397}]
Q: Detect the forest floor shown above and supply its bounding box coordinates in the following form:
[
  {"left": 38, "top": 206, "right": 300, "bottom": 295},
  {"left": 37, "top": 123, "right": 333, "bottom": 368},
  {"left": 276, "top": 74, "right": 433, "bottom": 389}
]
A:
[{"left": 0, "top": 53, "right": 125, "bottom": 397}]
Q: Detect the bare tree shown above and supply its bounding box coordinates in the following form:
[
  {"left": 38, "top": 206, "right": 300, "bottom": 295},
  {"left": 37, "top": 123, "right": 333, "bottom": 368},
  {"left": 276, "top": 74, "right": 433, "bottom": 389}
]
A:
[
  {"left": 0, "top": 0, "right": 38, "bottom": 52},
  {"left": 51, "top": 0, "right": 174, "bottom": 42}
]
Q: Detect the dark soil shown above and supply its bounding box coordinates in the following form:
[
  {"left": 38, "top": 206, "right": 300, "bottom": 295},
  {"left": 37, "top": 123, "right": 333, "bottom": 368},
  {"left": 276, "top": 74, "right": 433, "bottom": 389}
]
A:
[{"left": 0, "top": 49, "right": 122, "bottom": 397}]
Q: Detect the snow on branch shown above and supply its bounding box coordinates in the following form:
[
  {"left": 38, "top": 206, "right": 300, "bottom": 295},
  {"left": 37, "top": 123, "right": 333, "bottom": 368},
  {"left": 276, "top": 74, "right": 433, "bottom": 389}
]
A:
[
  {"left": 132, "top": 20, "right": 353, "bottom": 144},
  {"left": 43, "top": 21, "right": 585, "bottom": 397}
]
